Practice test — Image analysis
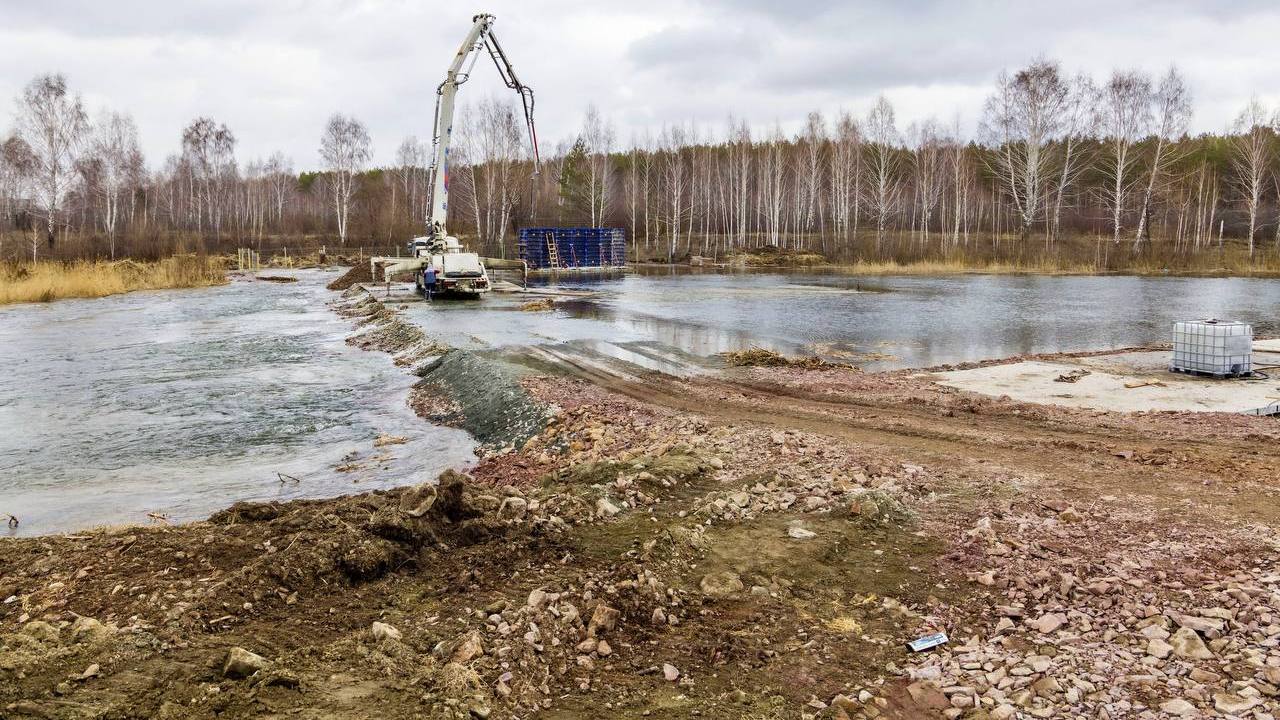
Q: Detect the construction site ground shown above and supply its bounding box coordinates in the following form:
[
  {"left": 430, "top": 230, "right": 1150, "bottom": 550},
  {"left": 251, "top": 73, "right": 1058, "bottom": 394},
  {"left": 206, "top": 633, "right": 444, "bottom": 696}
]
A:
[{"left": 3, "top": 288, "right": 1280, "bottom": 720}]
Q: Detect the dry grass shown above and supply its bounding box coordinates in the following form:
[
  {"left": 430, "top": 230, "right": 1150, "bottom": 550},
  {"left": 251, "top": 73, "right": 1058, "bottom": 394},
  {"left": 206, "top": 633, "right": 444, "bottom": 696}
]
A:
[
  {"left": 0, "top": 256, "right": 226, "bottom": 305},
  {"left": 829, "top": 257, "right": 1097, "bottom": 275}
]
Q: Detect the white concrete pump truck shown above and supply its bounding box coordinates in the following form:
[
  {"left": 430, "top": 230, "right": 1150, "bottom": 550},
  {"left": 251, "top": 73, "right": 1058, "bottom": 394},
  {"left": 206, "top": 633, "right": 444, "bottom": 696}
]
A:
[{"left": 371, "top": 13, "right": 540, "bottom": 296}]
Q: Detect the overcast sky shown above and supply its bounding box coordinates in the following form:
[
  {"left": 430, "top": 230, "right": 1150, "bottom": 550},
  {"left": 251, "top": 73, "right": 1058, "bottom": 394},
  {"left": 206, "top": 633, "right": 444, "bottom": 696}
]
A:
[{"left": 2, "top": 0, "right": 1279, "bottom": 170}]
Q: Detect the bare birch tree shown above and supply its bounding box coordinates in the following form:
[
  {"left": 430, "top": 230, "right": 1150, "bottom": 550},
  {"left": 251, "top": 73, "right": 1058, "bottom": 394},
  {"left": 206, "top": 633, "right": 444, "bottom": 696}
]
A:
[
  {"left": 829, "top": 111, "right": 860, "bottom": 242},
  {"left": 1098, "top": 70, "right": 1153, "bottom": 242},
  {"left": 457, "top": 98, "right": 527, "bottom": 253},
  {"left": 1229, "top": 99, "right": 1273, "bottom": 256},
  {"left": 1133, "top": 67, "right": 1192, "bottom": 248},
  {"left": 181, "top": 117, "right": 236, "bottom": 238},
  {"left": 862, "top": 96, "right": 901, "bottom": 251},
  {"left": 909, "top": 118, "right": 944, "bottom": 243},
  {"left": 14, "top": 73, "right": 88, "bottom": 254},
  {"left": 981, "top": 60, "right": 1068, "bottom": 242},
  {"left": 395, "top": 137, "right": 429, "bottom": 227},
  {"left": 1049, "top": 74, "right": 1098, "bottom": 246},
  {"left": 86, "top": 110, "right": 143, "bottom": 257},
  {"left": 581, "top": 105, "right": 615, "bottom": 227},
  {"left": 319, "top": 113, "right": 371, "bottom": 245},
  {"left": 264, "top": 152, "right": 294, "bottom": 226}
]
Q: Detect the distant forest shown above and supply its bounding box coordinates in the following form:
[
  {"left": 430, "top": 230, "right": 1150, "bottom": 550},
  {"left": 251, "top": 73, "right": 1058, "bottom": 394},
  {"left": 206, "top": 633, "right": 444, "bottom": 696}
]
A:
[{"left": 3, "top": 59, "right": 1280, "bottom": 270}]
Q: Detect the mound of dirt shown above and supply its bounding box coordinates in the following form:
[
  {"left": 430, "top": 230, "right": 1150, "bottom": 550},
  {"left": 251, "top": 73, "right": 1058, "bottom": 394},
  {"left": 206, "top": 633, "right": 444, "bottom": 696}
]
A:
[
  {"left": 326, "top": 264, "right": 372, "bottom": 290},
  {"left": 722, "top": 347, "right": 852, "bottom": 370}
]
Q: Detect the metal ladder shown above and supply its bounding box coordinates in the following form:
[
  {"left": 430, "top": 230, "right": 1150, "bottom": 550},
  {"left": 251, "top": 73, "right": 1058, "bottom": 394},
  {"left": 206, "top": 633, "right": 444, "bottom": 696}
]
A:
[{"left": 545, "top": 233, "right": 560, "bottom": 269}]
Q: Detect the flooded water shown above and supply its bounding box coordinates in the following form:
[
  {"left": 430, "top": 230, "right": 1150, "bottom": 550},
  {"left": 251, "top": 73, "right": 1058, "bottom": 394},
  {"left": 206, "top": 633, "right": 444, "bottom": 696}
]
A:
[
  {"left": 409, "top": 269, "right": 1280, "bottom": 372},
  {"left": 7, "top": 267, "right": 1280, "bottom": 536},
  {"left": 0, "top": 270, "right": 474, "bottom": 537}
]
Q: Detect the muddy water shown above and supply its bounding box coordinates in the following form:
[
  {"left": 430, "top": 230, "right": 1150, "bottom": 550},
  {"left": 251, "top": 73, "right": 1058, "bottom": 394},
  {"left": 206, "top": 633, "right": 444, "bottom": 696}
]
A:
[
  {"left": 409, "top": 270, "right": 1280, "bottom": 373},
  {"left": 0, "top": 270, "right": 474, "bottom": 537}
]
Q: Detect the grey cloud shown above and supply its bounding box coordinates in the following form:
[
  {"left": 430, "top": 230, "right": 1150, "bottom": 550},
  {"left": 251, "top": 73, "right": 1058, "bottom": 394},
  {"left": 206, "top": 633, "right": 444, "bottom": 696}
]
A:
[{"left": 1, "top": 0, "right": 1277, "bottom": 167}]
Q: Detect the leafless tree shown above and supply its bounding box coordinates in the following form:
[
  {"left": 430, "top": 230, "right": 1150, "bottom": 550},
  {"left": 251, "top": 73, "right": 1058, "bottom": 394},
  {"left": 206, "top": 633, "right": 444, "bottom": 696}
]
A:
[
  {"left": 263, "top": 152, "right": 294, "bottom": 226},
  {"left": 394, "top": 138, "right": 428, "bottom": 228},
  {"left": 862, "top": 95, "right": 901, "bottom": 250},
  {"left": 941, "top": 118, "right": 974, "bottom": 247},
  {"left": 319, "top": 113, "right": 371, "bottom": 245},
  {"left": 1229, "top": 99, "right": 1273, "bottom": 256},
  {"left": 581, "top": 105, "right": 615, "bottom": 227},
  {"left": 726, "top": 118, "right": 753, "bottom": 248},
  {"left": 182, "top": 117, "right": 236, "bottom": 238},
  {"left": 1049, "top": 74, "right": 1098, "bottom": 246},
  {"left": 798, "top": 112, "right": 827, "bottom": 243},
  {"left": 981, "top": 60, "right": 1069, "bottom": 242},
  {"left": 0, "top": 136, "right": 36, "bottom": 257},
  {"left": 909, "top": 117, "right": 944, "bottom": 243},
  {"left": 1133, "top": 67, "right": 1192, "bottom": 248},
  {"left": 14, "top": 73, "right": 88, "bottom": 255},
  {"left": 457, "top": 98, "right": 528, "bottom": 253},
  {"left": 1098, "top": 70, "right": 1153, "bottom": 242},
  {"left": 758, "top": 124, "right": 786, "bottom": 247},
  {"left": 85, "top": 110, "right": 143, "bottom": 257},
  {"left": 658, "top": 124, "right": 690, "bottom": 259},
  {"left": 828, "top": 111, "right": 860, "bottom": 241}
]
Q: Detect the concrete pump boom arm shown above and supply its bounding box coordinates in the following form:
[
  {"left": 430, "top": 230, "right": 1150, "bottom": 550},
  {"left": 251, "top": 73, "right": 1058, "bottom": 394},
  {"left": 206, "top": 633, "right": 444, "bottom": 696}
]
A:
[{"left": 425, "top": 13, "right": 540, "bottom": 241}]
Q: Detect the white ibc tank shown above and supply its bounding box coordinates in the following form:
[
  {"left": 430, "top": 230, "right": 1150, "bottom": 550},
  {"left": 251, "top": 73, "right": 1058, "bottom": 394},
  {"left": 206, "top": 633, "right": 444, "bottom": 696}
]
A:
[{"left": 1171, "top": 320, "right": 1252, "bottom": 377}]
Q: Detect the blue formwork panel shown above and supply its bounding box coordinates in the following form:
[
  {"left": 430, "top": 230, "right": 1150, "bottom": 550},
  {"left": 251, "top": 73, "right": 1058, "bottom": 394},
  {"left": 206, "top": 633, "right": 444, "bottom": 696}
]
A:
[{"left": 518, "top": 227, "right": 626, "bottom": 269}]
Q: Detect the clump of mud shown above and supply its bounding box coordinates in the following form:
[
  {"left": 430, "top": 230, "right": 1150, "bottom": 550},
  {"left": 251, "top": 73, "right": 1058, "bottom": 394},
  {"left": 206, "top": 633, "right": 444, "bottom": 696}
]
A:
[
  {"left": 518, "top": 298, "right": 554, "bottom": 312},
  {"left": 722, "top": 347, "right": 852, "bottom": 370}
]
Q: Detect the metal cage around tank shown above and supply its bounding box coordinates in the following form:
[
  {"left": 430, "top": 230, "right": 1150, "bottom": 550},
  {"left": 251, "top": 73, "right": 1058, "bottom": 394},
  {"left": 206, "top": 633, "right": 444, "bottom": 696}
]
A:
[{"left": 517, "top": 227, "right": 626, "bottom": 270}]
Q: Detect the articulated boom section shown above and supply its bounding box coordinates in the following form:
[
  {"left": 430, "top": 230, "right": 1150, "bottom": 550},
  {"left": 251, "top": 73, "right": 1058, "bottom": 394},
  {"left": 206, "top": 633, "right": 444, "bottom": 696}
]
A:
[{"left": 368, "top": 11, "right": 537, "bottom": 299}]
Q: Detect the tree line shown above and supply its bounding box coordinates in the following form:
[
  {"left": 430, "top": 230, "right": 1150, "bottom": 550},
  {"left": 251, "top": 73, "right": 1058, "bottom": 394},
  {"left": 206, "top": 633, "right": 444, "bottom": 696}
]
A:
[{"left": 3, "top": 60, "right": 1280, "bottom": 269}]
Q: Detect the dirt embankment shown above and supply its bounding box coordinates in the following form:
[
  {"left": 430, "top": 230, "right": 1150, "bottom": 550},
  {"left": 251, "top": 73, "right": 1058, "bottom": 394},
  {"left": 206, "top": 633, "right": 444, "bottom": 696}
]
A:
[
  {"left": 5, "top": 288, "right": 1280, "bottom": 719},
  {"left": 337, "top": 289, "right": 548, "bottom": 451}
]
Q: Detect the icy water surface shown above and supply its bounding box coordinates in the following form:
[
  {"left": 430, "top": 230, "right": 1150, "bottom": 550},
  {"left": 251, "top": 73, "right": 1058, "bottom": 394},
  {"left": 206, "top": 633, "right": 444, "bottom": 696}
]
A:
[
  {"left": 409, "top": 269, "right": 1280, "bottom": 371},
  {"left": 0, "top": 270, "right": 474, "bottom": 537}
]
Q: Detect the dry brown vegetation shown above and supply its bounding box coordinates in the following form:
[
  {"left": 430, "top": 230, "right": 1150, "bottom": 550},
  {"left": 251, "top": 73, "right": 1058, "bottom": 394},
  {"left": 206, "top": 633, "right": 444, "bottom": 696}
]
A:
[{"left": 0, "top": 255, "right": 226, "bottom": 305}]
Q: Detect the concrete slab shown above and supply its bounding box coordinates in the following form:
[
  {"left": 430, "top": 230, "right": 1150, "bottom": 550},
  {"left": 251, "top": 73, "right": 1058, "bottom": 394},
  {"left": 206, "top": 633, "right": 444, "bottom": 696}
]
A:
[{"left": 927, "top": 351, "right": 1280, "bottom": 414}]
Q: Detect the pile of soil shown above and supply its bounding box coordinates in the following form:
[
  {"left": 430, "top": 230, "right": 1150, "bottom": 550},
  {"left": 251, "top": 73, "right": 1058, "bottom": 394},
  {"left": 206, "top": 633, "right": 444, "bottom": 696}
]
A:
[
  {"left": 326, "top": 264, "right": 373, "bottom": 290},
  {"left": 722, "top": 347, "right": 851, "bottom": 370}
]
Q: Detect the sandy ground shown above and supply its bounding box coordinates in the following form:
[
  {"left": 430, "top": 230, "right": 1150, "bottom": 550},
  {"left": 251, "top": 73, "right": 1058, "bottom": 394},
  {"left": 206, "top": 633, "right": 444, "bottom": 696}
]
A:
[
  {"left": 3, "top": 293, "right": 1280, "bottom": 719},
  {"left": 930, "top": 350, "right": 1280, "bottom": 414}
]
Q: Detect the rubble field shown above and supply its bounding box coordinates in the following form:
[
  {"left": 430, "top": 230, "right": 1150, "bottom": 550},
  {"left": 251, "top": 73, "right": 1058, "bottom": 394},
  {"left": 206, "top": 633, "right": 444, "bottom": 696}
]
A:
[{"left": 3, "top": 297, "right": 1280, "bottom": 719}]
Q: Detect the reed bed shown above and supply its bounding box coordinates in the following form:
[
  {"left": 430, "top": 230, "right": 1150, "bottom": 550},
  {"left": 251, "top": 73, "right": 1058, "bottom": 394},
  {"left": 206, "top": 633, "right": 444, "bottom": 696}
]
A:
[{"left": 0, "top": 255, "right": 226, "bottom": 305}]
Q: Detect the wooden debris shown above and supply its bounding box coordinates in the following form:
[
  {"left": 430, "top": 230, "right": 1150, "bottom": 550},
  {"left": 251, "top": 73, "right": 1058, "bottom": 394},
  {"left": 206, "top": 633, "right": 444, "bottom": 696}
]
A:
[{"left": 1054, "top": 369, "right": 1091, "bottom": 383}]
